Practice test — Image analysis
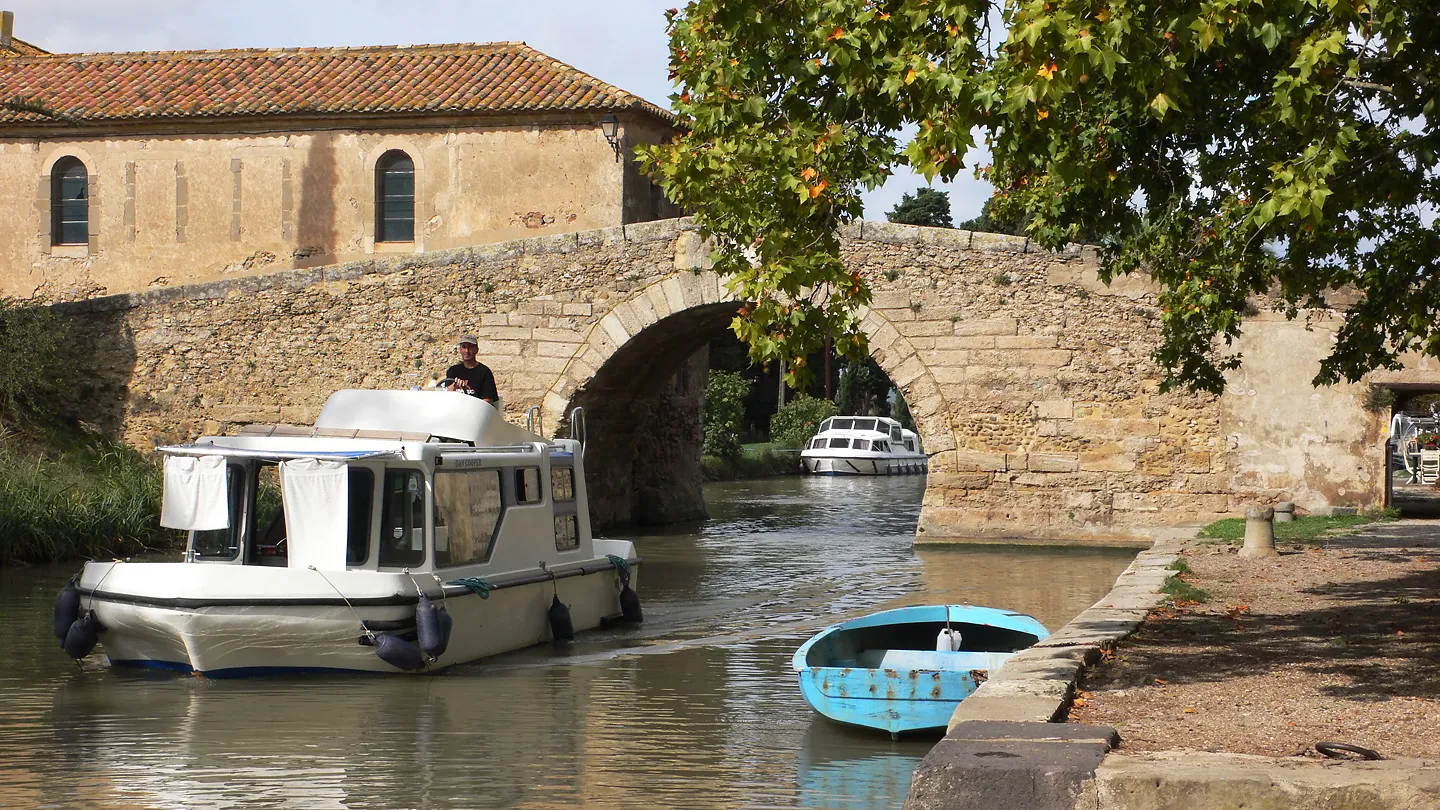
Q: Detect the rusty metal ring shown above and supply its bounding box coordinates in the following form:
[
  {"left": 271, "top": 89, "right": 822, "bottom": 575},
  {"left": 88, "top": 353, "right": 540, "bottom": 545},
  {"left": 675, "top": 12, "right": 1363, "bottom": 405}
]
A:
[{"left": 1315, "top": 741, "right": 1383, "bottom": 760}]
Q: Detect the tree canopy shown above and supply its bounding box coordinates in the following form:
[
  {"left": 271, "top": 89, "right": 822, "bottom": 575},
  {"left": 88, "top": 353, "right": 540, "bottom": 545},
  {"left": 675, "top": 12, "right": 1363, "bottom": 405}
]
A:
[
  {"left": 888, "top": 187, "right": 954, "bottom": 227},
  {"left": 638, "top": 1, "right": 1438, "bottom": 393}
]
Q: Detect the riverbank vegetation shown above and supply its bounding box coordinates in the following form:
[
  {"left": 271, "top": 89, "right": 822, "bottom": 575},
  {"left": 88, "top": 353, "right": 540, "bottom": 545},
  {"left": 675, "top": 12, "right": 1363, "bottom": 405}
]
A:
[
  {"left": 0, "top": 423, "right": 174, "bottom": 565},
  {"left": 0, "top": 298, "right": 174, "bottom": 565},
  {"left": 700, "top": 443, "right": 800, "bottom": 481}
]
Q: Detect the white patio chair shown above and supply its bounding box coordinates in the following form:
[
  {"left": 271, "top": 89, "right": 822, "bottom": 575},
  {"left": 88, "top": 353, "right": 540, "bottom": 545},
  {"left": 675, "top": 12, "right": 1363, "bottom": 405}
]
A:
[{"left": 1420, "top": 449, "right": 1440, "bottom": 485}]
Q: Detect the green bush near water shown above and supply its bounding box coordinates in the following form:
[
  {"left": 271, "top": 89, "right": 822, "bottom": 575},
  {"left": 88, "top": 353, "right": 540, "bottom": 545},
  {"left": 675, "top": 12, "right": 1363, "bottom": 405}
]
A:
[
  {"left": 769, "top": 395, "right": 838, "bottom": 449},
  {"left": 702, "top": 370, "right": 750, "bottom": 461},
  {"left": 0, "top": 428, "right": 180, "bottom": 565},
  {"left": 701, "top": 444, "right": 802, "bottom": 481}
]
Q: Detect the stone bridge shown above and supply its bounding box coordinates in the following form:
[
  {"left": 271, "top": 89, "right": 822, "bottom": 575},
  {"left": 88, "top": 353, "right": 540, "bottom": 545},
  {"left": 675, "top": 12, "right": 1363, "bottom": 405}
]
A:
[{"left": 60, "top": 218, "right": 1414, "bottom": 542}]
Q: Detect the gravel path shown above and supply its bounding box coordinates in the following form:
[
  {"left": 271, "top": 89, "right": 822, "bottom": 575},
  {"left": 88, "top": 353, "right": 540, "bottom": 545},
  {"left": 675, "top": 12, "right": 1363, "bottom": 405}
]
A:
[{"left": 1068, "top": 519, "right": 1440, "bottom": 759}]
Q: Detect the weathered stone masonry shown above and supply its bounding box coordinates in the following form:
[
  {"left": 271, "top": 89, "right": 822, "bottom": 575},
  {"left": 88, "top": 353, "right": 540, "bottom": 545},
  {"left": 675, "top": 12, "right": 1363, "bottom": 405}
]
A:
[{"left": 56, "top": 217, "right": 1403, "bottom": 540}]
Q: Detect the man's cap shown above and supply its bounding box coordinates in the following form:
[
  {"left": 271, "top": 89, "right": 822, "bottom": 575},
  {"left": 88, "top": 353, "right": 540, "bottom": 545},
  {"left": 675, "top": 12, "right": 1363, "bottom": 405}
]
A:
[{"left": 457, "top": 334, "right": 479, "bottom": 347}]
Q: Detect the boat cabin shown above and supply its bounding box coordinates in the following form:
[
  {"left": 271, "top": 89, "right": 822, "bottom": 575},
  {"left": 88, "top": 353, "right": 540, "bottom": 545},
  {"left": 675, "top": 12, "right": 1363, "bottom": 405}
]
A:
[
  {"left": 159, "top": 390, "right": 591, "bottom": 575},
  {"left": 806, "top": 416, "right": 923, "bottom": 456}
]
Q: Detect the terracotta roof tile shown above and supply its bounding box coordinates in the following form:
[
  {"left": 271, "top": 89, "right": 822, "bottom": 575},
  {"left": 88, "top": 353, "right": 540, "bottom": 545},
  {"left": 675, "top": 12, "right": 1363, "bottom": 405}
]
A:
[{"left": 0, "top": 41, "right": 673, "bottom": 126}]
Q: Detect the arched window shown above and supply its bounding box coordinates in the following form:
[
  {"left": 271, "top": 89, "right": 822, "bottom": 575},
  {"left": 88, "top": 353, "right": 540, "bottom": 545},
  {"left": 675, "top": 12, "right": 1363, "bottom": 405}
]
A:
[
  {"left": 51, "top": 157, "right": 88, "bottom": 246},
  {"left": 375, "top": 151, "right": 415, "bottom": 243}
]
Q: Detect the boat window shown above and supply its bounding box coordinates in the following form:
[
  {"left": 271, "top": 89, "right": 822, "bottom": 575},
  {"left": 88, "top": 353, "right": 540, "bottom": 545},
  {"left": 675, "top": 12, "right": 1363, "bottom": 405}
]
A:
[
  {"left": 346, "top": 469, "right": 375, "bottom": 565},
  {"left": 891, "top": 426, "right": 903, "bottom": 442},
  {"left": 552, "top": 467, "right": 575, "bottom": 501},
  {"left": 811, "top": 438, "right": 824, "bottom": 449},
  {"left": 819, "top": 418, "right": 832, "bottom": 431},
  {"left": 875, "top": 441, "right": 889, "bottom": 452},
  {"left": 905, "top": 440, "right": 916, "bottom": 452},
  {"left": 514, "top": 467, "right": 543, "bottom": 505},
  {"left": 249, "top": 464, "right": 287, "bottom": 565},
  {"left": 855, "top": 418, "right": 876, "bottom": 432},
  {"left": 555, "top": 514, "right": 579, "bottom": 551},
  {"left": 833, "top": 418, "right": 855, "bottom": 430},
  {"left": 433, "top": 469, "right": 503, "bottom": 567},
  {"left": 379, "top": 470, "right": 427, "bottom": 568},
  {"left": 854, "top": 439, "right": 870, "bottom": 451},
  {"left": 828, "top": 438, "right": 851, "bottom": 449},
  {"left": 191, "top": 463, "right": 243, "bottom": 561}
]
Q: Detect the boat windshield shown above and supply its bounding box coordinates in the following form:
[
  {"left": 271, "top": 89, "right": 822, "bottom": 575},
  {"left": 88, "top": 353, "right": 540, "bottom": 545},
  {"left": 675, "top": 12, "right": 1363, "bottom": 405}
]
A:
[
  {"left": 241, "top": 463, "right": 375, "bottom": 567},
  {"left": 833, "top": 418, "right": 855, "bottom": 430},
  {"left": 854, "top": 439, "right": 870, "bottom": 451},
  {"left": 854, "top": 418, "right": 876, "bottom": 432},
  {"left": 819, "top": 418, "right": 833, "bottom": 432},
  {"left": 192, "top": 461, "right": 374, "bottom": 566},
  {"left": 828, "top": 437, "right": 851, "bottom": 449},
  {"left": 191, "top": 464, "right": 244, "bottom": 561}
]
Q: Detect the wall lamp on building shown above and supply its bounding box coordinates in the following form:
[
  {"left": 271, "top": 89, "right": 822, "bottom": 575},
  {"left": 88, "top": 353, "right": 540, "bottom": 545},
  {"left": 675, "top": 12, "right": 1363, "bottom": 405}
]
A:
[{"left": 600, "top": 113, "right": 622, "bottom": 162}]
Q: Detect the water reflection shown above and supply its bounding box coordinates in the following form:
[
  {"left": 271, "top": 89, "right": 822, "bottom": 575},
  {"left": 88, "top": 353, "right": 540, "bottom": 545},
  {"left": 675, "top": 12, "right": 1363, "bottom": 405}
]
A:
[{"left": 0, "top": 476, "right": 1135, "bottom": 810}]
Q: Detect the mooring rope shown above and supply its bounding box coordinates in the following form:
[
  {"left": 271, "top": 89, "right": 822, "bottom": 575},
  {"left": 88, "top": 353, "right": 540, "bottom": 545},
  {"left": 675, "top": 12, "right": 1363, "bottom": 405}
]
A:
[
  {"left": 449, "top": 577, "right": 495, "bottom": 599},
  {"left": 308, "top": 565, "right": 373, "bottom": 642},
  {"left": 605, "top": 554, "right": 632, "bottom": 586}
]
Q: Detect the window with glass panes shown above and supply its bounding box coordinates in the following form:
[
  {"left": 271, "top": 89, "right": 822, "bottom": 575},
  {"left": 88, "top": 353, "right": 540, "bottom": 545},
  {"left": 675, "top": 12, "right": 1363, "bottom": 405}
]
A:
[
  {"left": 51, "top": 158, "right": 88, "bottom": 246},
  {"left": 375, "top": 151, "right": 415, "bottom": 242}
]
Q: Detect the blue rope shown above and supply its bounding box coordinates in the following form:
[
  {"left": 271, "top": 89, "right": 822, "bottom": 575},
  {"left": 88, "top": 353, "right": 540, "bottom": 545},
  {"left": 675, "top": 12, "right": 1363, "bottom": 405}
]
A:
[
  {"left": 448, "top": 577, "right": 494, "bottom": 599},
  {"left": 605, "top": 554, "right": 631, "bottom": 585}
]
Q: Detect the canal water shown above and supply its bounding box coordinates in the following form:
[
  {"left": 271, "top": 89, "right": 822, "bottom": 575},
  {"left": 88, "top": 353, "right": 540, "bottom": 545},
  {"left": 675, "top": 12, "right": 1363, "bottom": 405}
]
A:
[{"left": 0, "top": 476, "right": 1134, "bottom": 810}]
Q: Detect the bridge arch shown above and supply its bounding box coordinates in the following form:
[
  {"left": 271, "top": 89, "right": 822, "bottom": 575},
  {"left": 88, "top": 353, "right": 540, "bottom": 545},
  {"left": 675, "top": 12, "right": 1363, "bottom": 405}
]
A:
[{"left": 538, "top": 268, "right": 956, "bottom": 529}]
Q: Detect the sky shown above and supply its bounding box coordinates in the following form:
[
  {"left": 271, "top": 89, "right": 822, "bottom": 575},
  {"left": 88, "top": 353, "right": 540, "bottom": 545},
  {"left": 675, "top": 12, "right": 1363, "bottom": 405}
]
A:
[{"left": 6, "top": 0, "right": 993, "bottom": 223}]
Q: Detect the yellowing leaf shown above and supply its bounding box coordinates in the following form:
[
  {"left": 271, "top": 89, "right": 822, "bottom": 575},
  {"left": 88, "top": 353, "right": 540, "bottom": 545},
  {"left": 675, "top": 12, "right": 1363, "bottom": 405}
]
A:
[
  {"left": 808, "top": 179, "right": 830, "bottom": 198},
  {"left": 1037, "top": 62, "right": 1058, "bottom": 80},
  {"left": 904, "top": 67, "right": 917, "bottom": 84},
  {"left": 1037, "top": 109, "right": 1049, "bottom": 120},
  {"left": 828, "top": 27, "right": 844, "bottom": 41},
  {"left": 801, "top": 167, "right": 817, "bottom": 181}
]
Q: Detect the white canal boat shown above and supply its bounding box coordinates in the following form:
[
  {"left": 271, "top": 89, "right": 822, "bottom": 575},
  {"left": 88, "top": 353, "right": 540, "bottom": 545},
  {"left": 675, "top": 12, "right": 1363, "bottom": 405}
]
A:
[
  {"left": 800, "top": 416, "right": 927, "bottom": 476},
  {"left": 56, "top": 389, "right": 641, "bottom": 677}
]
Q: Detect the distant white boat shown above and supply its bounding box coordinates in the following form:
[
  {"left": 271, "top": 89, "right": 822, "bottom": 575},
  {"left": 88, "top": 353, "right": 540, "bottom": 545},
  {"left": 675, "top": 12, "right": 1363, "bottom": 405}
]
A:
[
  {"left": 58, "top": 389, "right": 641, "bottom": 677},
  {"left": 800, "top": 416, "right": 927, "bottom": 476}
]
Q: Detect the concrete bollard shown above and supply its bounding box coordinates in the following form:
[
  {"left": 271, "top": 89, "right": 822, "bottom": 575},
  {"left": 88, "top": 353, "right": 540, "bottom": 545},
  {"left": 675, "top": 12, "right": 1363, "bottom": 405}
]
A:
[
  {"left": 1273, "top": 502, "right": 1295, "bottom": 523},
  {"left": 1239, "top": 505, "right": 1279, "bottom": 558}
]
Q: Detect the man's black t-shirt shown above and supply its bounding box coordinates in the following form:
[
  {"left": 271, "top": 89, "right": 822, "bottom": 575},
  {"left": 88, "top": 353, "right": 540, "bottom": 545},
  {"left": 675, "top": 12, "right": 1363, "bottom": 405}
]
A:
[{"left": 445, "top": 362, "right": 499, "bottom": 401}]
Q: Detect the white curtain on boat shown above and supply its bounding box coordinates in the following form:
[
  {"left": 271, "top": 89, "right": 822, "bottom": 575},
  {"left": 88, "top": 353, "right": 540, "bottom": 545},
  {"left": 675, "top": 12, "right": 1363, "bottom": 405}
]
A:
[
  {"left": 160, "top": 454, "right": 229, "bottom": 531},
  {"left": 280, "top": 458, "right": 349, "bottom": 571}
]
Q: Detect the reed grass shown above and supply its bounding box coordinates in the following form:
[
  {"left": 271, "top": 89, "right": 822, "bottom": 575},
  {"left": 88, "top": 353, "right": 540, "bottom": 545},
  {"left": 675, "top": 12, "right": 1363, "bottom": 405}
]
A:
[
  {"left": 0, "top": 429, "right": 181, "bottom": 565},
  {"left": 701, "top": 446, "right": 802, "bottom": 481}
]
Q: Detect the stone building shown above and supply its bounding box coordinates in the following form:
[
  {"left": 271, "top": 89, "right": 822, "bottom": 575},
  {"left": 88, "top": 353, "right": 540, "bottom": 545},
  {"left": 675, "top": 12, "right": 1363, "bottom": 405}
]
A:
[{"left": 0, "top": 13, "right": 678, "bottom": 298}]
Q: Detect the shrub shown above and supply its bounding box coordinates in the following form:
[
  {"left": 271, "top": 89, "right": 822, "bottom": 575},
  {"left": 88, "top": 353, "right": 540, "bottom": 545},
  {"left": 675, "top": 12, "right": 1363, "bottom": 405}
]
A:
[
  {"left": 770, "top": 395, "right": 839, "bottom": 449},
  {"left": 703, "top": 369, "right": 750, "bottom": 461},
  {"left": 0, "top": 431, "right": 180, "bottom": 565},
  {"left": 0, "top": 297, "right": 70, "bottom": 416}
]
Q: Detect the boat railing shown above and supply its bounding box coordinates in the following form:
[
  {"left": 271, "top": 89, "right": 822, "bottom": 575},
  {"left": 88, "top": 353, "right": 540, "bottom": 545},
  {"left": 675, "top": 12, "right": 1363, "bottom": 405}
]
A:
[
  {"left": 569, "top": 406, "right": 587, "bottom": 453},
  {"left": 525, "top": 406, "right": 543, "bottom": 436}
]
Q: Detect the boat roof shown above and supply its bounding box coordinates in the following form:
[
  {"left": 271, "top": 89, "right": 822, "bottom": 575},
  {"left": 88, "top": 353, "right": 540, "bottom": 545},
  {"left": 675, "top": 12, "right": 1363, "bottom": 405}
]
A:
[
  {"left": 160, "top": 390, "right": 551, "bottom": 461},
  {"left": 314, "top": 389, "right": 543, "bottom": 446}
]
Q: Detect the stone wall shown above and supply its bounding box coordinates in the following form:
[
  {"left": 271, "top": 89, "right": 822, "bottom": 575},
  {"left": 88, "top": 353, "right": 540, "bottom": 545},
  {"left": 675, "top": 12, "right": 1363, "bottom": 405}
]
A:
[
  {"left": 53, "top": 217, "right": 1420, "bottom": 540},
  {"left": 840, "top": 222, "right": 1228, "bottom": 541}
]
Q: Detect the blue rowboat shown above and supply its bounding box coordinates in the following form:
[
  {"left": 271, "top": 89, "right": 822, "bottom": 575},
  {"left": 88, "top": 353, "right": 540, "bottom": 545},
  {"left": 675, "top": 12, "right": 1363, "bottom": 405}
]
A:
[{"left": 791, "top": 605, "right": 1049, "bottom": 737}]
